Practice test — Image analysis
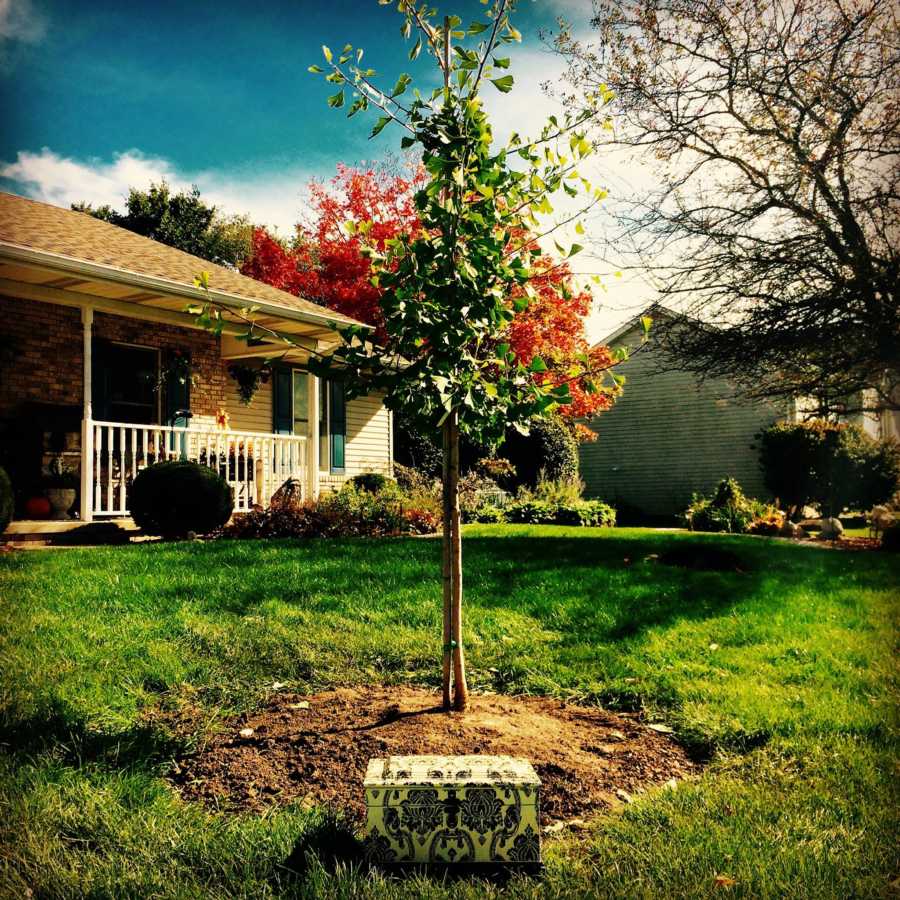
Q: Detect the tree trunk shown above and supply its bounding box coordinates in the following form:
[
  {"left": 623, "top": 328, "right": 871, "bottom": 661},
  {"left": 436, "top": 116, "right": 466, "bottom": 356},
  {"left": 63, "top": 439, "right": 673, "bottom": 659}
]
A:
[
  {"left": 447, "top": 410, "right": 469, "bottom": 710},
  {"left": 441, "top": 419, "right": 452, "bottom": 710}
]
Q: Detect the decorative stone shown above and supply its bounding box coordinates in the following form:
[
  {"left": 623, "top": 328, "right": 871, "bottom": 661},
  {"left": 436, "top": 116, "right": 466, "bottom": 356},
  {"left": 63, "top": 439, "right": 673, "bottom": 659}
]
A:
[
  {"left": 819, "top": 517, "right": 844, "bottom": 540},
  {"left": 363, "top": 754, "right": 540, "bottom": 866}
]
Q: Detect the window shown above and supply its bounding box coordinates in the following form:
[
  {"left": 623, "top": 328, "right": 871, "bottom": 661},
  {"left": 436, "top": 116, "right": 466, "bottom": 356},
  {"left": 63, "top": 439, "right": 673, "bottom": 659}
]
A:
[
  {"left": 319, "top": 380, "right": 346, "bottom": 473},
  {"left": 93, "top": 341, "right": 160, "bottom": 424},
  {"left": 274, "top": 368, "right": 345, "bottom": 472}
]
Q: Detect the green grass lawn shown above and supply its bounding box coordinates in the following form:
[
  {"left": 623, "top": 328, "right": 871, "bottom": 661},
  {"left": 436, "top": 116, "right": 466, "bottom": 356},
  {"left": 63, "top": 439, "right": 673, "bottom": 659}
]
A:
[{"left": 1, "top": 526, "right": 898, "bottom": 898}]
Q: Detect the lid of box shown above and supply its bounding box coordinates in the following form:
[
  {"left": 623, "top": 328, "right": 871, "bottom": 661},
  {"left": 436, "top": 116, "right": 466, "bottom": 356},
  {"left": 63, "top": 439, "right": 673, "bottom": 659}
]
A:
[{"left": 364, "top": 754, "right": 540, "bottom": 788}]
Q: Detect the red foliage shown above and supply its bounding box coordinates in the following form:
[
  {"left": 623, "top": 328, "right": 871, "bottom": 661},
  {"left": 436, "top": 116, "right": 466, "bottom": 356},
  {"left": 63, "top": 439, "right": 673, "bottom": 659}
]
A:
[{"left": 240, "top": 162, "right": 614, "bottom": 418}]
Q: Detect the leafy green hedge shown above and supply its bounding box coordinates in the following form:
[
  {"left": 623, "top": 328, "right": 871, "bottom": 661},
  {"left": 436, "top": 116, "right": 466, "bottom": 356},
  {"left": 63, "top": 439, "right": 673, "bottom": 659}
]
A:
[{"left": 500, "top": 498, "right": 616, "bottom": 527}]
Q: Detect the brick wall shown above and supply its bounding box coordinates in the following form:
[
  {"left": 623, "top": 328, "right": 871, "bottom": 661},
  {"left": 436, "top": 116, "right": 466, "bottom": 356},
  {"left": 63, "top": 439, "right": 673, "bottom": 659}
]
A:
[{"left": 0, "top": 295, "right": 82, "bottom": 415}]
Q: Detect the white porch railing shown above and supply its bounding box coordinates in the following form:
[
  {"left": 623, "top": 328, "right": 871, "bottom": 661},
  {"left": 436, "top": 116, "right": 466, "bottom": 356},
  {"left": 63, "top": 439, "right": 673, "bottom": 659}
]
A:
[{"left": 90, "top": 420, "right": 307, "bottom": 517}]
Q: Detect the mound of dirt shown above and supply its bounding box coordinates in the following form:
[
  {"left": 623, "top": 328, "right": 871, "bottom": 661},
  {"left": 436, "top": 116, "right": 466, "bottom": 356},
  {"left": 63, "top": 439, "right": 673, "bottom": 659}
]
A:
[{"left": 169, "top": 687, "right": 700, "bottom": 823}]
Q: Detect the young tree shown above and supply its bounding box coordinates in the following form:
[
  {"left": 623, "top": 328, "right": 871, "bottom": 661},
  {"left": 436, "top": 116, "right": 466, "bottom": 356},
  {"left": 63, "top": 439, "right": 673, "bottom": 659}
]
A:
[
  {"left": 555, "top": 0, "right": 899, "bottom": 415},
  {"left": 195, "top": 0, "right": 627, "bottom": 710},
  {"left": 74, "top": 181, "right": 253, "bottom": 267}
]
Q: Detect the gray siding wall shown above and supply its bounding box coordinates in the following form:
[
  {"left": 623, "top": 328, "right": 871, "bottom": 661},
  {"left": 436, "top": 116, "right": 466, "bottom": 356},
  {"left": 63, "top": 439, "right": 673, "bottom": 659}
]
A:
[{"left": 579, "top": 326, "right": 785, "bottom": 517}]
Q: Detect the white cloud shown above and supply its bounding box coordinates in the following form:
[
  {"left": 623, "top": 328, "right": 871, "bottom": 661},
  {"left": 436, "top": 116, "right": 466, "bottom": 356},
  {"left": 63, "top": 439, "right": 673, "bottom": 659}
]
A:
[
  {"left": 0, "top": 0, "right": 46, "bottom": 44},
  {"left": 0, "top": 147, "right": 316, "bottom": 235}
]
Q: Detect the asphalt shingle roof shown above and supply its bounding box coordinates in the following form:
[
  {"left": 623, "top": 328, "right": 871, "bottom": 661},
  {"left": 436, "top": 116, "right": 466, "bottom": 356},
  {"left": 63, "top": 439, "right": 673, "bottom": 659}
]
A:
[{"left": 0, "top": 191, "right": 361, "bottom": 327}]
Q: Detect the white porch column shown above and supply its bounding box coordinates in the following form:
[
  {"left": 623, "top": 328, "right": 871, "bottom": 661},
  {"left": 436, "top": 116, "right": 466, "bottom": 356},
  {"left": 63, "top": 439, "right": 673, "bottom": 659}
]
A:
[
  {"left": 308, "top": 372, "right": 320, "bottom": 500},
  {"left": 80, "top": 306, "right": 94, "bottom": 523}
]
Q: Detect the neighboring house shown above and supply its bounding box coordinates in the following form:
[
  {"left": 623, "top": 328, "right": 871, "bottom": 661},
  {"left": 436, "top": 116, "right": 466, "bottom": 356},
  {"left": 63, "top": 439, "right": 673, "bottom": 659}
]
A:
[
  {"left": 579, "top": 311, "right": 785, "bottom": 519},
  {"left": 580, "top": 309, "right": 900, "bottom": 519},
  {"left": 0, "top": 191, "right": 393, "bottom": 522}
]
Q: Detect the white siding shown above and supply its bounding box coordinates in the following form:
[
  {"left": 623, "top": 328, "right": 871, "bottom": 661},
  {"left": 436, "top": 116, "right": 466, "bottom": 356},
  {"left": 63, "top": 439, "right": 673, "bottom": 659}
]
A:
[
  {"left": 223, "top": 375, "right": 392, "bottom": 487},
  {"left": 344, "top": 391, "right": 392, "bottom": 478},
  {"left": 225, "top": 377, "right": 273, "bottom": 433},
  {"left": 579, "top": 325, "right": 785, "bottom": 517}
]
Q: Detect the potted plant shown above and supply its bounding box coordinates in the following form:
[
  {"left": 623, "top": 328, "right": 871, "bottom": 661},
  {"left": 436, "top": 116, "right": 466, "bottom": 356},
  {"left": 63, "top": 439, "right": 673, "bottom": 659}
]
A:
[{"left": 43, "top": 463, "right": 78, "bottom": 519}]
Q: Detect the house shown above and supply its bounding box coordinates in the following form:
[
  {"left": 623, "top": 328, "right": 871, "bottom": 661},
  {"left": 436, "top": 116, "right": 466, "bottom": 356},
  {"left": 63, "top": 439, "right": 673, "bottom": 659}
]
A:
[
  {"left": 0, "top": 191, "right": 393, "bottom": 523},
  {"left": 579, "top": 311, "right": 785, "bottom": 519}
]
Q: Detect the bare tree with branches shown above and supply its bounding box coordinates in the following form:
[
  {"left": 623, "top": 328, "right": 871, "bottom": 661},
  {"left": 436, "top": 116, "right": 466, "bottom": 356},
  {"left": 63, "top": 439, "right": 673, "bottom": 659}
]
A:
[{"left": 555, "top": 0, "right": 899, "bottom": 415}]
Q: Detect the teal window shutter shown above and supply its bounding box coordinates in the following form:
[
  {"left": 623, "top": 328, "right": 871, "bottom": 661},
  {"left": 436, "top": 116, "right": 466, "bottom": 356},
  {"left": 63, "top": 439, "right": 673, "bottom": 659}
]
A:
[
  {"left": 272, "top": 366, "right": 293, "bottom": 435},
  {"left": 329, "top": 381, "right": 346, "bottom": 473}
]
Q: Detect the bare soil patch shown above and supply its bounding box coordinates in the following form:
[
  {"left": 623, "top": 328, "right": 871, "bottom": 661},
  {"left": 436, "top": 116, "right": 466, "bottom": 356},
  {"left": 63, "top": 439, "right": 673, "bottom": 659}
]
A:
[{"left": 169, "top": 687, "right": 700, "bottom": 824}]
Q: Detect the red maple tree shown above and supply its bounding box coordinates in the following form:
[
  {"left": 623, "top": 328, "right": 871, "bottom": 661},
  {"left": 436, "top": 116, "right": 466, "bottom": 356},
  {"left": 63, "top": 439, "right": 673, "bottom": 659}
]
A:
[{"left": 241, "top": 162, "right": 615, "bottom": 420}]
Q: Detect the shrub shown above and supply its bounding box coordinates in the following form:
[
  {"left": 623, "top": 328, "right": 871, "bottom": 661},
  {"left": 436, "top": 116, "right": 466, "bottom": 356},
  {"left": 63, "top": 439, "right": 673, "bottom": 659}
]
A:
[
  {"left": 402, "top": 507, "right": 440, "bottom": 535},
  {"left": 351, "top": 472, "right": 393, "bottom": 494},
  {"left": 224, "top": 481, "right": 440, "bottom": 539},
  {"left": 758, "top": 420, "right": 900, "bottom": 518},
  {"left": 684, "top": 478, "right": 763, "bottom": 534},
  {"left": 747, "top": 507, "right": 785, "bottom": 536},
  {"left": 472, "top": 504, "right": 506, "bottom": 524},
  {"left": 881, "top": 524, "right": 900, "bottom": 552},
  {"left": 0, "top": 466, "right": 11, "bottom": 533},
  {"left": 502, "top": 415, "right": 578, "bottom": 488},
  {"left": 130, "top": 461, "right": 233, "bottom": 537},
  {"left": 504, "top": 497, "right": 615, "bottom": 527}
]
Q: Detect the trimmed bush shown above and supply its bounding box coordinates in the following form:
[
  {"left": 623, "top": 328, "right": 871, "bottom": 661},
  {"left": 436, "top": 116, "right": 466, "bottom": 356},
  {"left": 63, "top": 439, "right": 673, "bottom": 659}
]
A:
[
  {"left": 0, "top": 466, "right": 11, "bottom": 533},
  {"left": 504, "top": 498, "right": 615, "bottom": 527},
  {"left": 130, "top": 461, "right": 233, "bottom": 537}
]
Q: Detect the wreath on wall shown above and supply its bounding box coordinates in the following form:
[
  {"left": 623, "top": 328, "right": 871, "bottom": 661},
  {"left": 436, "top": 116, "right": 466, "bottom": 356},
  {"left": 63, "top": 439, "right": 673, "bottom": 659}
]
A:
[{"left": 227, "top": 363, "right": 272, "bottom": 405}]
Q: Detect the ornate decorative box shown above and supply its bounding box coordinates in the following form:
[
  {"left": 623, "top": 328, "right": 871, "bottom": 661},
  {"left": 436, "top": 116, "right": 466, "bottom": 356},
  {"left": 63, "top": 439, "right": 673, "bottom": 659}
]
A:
[{"left": 362, "top": 754, "right": 541, "bottom": 866}]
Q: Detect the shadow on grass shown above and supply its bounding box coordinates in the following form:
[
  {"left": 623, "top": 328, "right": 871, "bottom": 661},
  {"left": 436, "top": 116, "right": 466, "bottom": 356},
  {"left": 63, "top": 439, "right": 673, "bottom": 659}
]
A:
[
  {"left": 160, "top": 532, "right": 775, "bottom": 642},
  {"left": 278, "top": 811, "right": 541, "bottom": 888},
  {"left": 1, "top": 698, "right": 185, "bottom": 770}
]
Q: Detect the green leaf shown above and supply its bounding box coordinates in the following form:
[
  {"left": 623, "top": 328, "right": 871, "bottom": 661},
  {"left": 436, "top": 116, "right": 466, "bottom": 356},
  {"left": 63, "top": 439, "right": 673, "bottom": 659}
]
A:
[
  {"left": 322, "top": 45, "right": 332, "bottom": 63},
  {"left": 468, "top": 21, "right": 488, "bottom": 34},
  {"left": 490, "top": 75, "right": 514, "bottom": 93},
  {"left": 409, "top": 36, "right": 421, "bottom": 60},
  {"left": 493, "top": 56, "right": 510, "bottom": 68},
  {"left": 391, "top": 73, "right": 412, "bottom": 97},
  {"left": 529, "top": 356, "right": 548, "bottom": 373},
  {"left": 568, "top": 243, "right": 584, "bottom": 257},
  {"left": 308, "top": 65, "right": 323, "bottom": 74},
  {"left": 370, "top": 116, "right": 391, "bottom": 138},
  {"left": 327, "top": 90, "right": 345, "bottom": 108},
  {"left": 641, "top": 315, "right": 653, "bottom": 335}
]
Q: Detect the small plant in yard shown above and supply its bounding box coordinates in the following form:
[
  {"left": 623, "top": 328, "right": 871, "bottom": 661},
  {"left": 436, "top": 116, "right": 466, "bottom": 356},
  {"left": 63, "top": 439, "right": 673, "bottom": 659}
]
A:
[{"left": 684, "top": 478, "right": 765, "bottom": 534}]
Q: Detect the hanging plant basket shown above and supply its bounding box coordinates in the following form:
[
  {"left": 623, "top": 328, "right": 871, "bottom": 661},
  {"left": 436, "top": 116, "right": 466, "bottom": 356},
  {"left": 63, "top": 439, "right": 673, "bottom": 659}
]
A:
[{"left": 228, "top": 363, "right": 272, "bottom": 405}]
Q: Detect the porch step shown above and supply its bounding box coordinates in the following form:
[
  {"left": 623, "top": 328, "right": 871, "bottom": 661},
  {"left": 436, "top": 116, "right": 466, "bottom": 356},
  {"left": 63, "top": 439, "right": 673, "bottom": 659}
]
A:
[{"left": 2, "top": 519, "right": 142, "bottom": 546}]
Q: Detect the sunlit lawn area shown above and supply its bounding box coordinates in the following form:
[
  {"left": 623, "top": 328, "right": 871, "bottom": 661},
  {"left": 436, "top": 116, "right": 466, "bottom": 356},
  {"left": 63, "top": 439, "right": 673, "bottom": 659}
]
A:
[{"left": 1, "top": 526, "right": 897, "bottom": 898}]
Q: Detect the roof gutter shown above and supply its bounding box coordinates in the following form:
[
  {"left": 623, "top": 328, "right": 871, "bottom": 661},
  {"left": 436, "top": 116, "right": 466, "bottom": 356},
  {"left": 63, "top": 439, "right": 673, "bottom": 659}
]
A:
[{"left": 0, "top": 241, "right": 371, "bottom": 332}]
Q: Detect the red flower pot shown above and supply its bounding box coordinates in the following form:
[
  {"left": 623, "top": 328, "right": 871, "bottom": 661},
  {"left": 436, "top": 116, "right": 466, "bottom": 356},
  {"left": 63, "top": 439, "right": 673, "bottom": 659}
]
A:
[{"left": 24, "top": 496, "right": 52, "bottom": 519}]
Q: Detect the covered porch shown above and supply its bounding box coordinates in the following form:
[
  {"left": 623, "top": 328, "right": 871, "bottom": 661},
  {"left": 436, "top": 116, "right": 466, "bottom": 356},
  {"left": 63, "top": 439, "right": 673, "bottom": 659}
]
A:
[{"left": 0, "top": 195, "right": 368, "bottom": 523}]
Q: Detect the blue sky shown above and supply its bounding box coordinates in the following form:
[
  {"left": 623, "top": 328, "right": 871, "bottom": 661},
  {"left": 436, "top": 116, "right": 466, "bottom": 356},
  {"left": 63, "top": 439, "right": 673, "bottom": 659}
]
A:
[{"left": 0, "top": 0, "right": 652, "bottom": 337}]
